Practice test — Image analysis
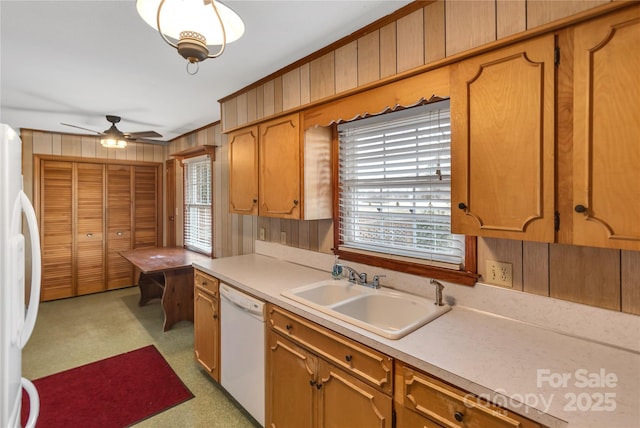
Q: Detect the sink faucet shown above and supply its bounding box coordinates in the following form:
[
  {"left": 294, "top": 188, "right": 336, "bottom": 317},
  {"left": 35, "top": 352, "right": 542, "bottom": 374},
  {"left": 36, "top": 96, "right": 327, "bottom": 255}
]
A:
[
  {"left": 431, "top": 279, "right": 445, "bottom": 306},
  {"left": 335, "top": 264, "right": 380, "bottom": 289}
]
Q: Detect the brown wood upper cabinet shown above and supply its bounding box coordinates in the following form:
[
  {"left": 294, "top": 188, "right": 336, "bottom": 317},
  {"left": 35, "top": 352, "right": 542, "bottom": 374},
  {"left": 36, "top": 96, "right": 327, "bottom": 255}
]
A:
[
  {"left": 450, "top": 34, "right": 556, "bottom": 243},
  {"left": 571, "top": 7, "right": 640, "bottom": 251},
  {"left": 451, "top": 5, "right": 639, "bottom": 251},
  {"left": 228, "top": 112, "right": 332, "bottom": 220}
]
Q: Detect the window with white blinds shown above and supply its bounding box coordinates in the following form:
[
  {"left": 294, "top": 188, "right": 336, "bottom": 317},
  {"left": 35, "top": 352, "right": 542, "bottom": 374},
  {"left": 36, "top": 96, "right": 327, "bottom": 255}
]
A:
[
  {"left": 183, "top": 155, "right": 212, "bottom": 255},
  {"left": 337, "top": 100, "right": 465, "bottom": 268}
]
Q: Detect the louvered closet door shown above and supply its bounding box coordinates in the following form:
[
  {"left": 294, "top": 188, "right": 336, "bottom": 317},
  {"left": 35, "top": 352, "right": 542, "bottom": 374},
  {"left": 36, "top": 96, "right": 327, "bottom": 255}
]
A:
[
  {"left": 75, "top": 162, "right": 106, "bottom": 295},
  {"left": 40, "top": 160, "right": 74, "bottom": 301},
  {"left": 106, "top": 164, "right": 133, "bottom": 289},
  {"left": 134, "top": 165, "right": 160, "bottom": 248}
]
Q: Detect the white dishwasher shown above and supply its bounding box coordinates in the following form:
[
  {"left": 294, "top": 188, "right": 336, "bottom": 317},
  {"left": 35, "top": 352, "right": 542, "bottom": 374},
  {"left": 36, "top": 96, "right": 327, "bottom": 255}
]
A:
[{"left": 220, "top": 283, "right": 265, "bottom": 426}]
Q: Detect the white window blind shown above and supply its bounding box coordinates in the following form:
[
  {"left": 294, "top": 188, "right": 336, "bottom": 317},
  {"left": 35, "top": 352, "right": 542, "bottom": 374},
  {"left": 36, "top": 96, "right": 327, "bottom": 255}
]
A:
[
  {"left": 184, "top": 155, "right": 212, "bottom": 255},
  {"left": 337, "top": 100, "right": 465, "bottom": 268}
]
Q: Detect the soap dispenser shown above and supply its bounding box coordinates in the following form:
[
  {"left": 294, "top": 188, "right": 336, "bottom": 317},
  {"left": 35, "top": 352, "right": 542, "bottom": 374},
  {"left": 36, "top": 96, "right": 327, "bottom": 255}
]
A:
[{"left": 331, "top": 255, "right": 343, "bottom": 280}]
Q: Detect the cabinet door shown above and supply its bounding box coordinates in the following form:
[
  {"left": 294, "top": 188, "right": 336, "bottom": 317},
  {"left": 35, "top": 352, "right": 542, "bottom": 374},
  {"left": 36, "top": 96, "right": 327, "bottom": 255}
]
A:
[
  {"left": 451, "top": 35, "right": 556, "bottom": 242},
  {"left": 106, "top": 164, "right": 133, "bottom": 289},
  {"left": 572, "top": 7, "right": 640, "bottom": 250},
  {"left": 75, "top": 162, "right": 105, "bottom": 295},
  {"left": 266, "top": 330, "right": 316, "bottom": 428},
  {"left": 259, "top": 113, "right": 301, "bottom": 219},
  {"left": 40, "top": 160, "right": 74, "bottom": 301},
  {"left": 133, "top": 165, "right": 161, "bottom": 248},
  {"left": 228, "top": 126, "right": 259, "bottom": 215},
  {"left": 317, "top": 360, "right": 393, "bottom": 428},
  {"left": 194, "top": 287, "right": 219, "bottom": 381}
]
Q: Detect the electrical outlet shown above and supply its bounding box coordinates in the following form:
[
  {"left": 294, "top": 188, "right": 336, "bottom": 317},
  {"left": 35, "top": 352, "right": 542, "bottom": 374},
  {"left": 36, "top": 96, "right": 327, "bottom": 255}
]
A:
[
  {"left": 485, "top": 260, "right": 513, "bottom": 288},
  {"left": 259, "top": 227, "right": 266, "bottom": 241},
  {"left": 280, "top": 231, "right": 287, "bottom": 245}
]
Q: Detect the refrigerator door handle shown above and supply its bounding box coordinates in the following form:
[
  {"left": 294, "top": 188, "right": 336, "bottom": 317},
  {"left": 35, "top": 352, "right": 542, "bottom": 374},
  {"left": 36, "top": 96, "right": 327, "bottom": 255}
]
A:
[
  {"left": 21, "top": 377, "right": 39, "bottom": 428},
  {"left": 11, "top": 190, "right": 41, "bottom": 348}
]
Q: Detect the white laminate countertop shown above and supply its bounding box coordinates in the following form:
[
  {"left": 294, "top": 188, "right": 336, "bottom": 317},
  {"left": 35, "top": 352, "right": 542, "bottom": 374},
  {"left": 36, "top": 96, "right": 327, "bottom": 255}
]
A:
[{"left": 193, "top": 253, "right": 640, "bottom": 428}]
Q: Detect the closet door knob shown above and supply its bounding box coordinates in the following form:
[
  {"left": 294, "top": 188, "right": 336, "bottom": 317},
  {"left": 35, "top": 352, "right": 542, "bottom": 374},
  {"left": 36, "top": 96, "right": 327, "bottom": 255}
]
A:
[
  {"left": 116, "top": 231, "right": 123, "bottom": 236},
  {"left": 574, "top": 204, "right": 587, "bottom": 213},
  {"left": 86, "top": 233, "right": 93, "bottom": 238},
  {"left": 454, "top": 411, "right": 464, "bottom": 422}
]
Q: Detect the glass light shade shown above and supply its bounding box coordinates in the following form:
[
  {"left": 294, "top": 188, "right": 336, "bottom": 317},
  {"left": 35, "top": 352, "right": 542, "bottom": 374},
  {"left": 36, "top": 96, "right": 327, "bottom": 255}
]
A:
[
  {"left": 136, "top": 0, "right": 245, "bottom": 45},
  {"left": 100, "top": 138, "right": 127, "bottom": 149}
]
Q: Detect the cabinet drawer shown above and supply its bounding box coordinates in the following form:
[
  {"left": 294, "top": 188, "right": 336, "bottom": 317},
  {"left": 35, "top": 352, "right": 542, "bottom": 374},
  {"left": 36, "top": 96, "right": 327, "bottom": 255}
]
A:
[
  {"left": 267, "top": 304, "right": 392, "bottom": 394},
  {"left": 396, "top": 362, "right": 542, "bottom": 428},
  {"left": 194, "top": 270, "right": 219, "bottom": 296}
]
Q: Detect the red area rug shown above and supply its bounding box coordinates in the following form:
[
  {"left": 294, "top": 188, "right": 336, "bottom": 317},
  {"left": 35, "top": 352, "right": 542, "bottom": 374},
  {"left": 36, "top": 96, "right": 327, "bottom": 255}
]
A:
[{"left": 21, "top": 345, "right": 193, "bottom": 427}]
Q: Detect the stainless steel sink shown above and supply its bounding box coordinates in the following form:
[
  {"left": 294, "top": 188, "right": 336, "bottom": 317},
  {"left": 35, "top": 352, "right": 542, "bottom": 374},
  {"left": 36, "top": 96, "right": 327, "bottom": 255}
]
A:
[{"left": 281, "top": 279, "right": 451, "bottom": 339}]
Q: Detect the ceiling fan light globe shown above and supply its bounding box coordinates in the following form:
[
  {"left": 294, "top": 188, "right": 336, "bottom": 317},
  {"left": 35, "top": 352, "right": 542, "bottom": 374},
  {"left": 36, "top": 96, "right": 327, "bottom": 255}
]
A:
[
  {"left": 100, "top": 138, "right": 127, "bottom": 149},
  {"left": 136, "top": 0, "right": 244, "bottom": 45}
]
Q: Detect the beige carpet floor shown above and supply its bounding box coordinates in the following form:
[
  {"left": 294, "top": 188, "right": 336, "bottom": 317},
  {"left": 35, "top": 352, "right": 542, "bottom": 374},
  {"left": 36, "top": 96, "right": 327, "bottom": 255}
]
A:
[{"left": 22, "top": 286, "right": 259, "bottom": 427}]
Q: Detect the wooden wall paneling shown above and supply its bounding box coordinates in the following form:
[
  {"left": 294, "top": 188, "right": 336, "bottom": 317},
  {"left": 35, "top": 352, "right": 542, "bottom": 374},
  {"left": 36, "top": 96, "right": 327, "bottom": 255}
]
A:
[
  {"left": 263, "top": 80, "right": 276, "bottom": 117},
  {"left": 241, "top": 215, "right": 257, "bottom": 255},
  {"left": 309, "top": 52, "right": 335, "bottom": 102},
  {"left": 61, "top": 134, "right": 81, "bottom": 157},
  {"left": 75, "top": 162, "right": 106, "bottom": 295},
  {"left": 258, "top": 216, "right": 270, "bottom": 243},
  {"left": 621, "top": 250, "right": 640, "bottom": 315},
  {"left": 497, "top": 0, "right": 526, "bottom": 38},
  {"left": 549, "top": 244, "right": 620, "bottom": 310},
  {"left": 247, "top": 88, "right": 258, "bottom": 123},
  {"left": 424, "top": 0, "right": 446, "bottom": 64},
  {"left": 477, "top": 238, "right": 524, "bottom": 290},
  {"left": 297, "top": 220, "right": 310, "bottom": 250},
  {"left": 51, "top": 133, "right": 61, "bottom": 155},
  {"left": 274, "top": 75, "right": 284, "bottom": 114},
  {"left": 223, "top": 97, "right": 238, "bottom": 131},
  {"left": 396, "top": 8, "right": 425, "bottom": 73},
  {"left": 282, "top": 68, "right": 301, "bottom": 111},
  {"left": 334, "top": 40, "right": 358, "bottom": 94},
  {"left": 33, "top": 131, "right": 53, "bottom": 155},
  {"left": 445, "top": 0, "right": 497, "bottom": 56},
  {"left": 318, "top": 219, "right": 333, "bottom": 254},
  {"left": 21, "top": 131, "right": 34, "bottom": 198},
  {"left": 269, "top": 217, "right": 281, "bottom": 244},
  {"left": 357, "top": 30, "right": 380, "bottom": 86},
  {"left": 522, "top": 241, "right": 549, "bottom": 296},
  {"left": 143, "top": 144, "right": 155, "bottom": 162},
  {"left": 93, "top": 138, "right": 106, "bottom": 159},
  {"left": 300, "top": 63, "right": 311, "bottom": 106},
  {"left": 80, "top": 136, "right": 96, "bottom": 158},
  {"left": 256, "top": 84, "right": 265, "bottom": 120},
  {"left": 527, "top": 0, "right": 611, "bottom": 29},
  {"left": 214, "top": 132, "right": 227, "bottom": 258},
  {"left": 153, "top": 145, "right": 165, "bottom": 163},
  {"left": 308, "top": 220, "right": 320, "bottom": 252},
  {"left": 237, "top": 92, "right": 248, "bottom": 126},
  {"left": 230, "top": 213, "right": 240, "bottom": 256},
  {"left": 379, "top": 22, "right": 397, "bottom": 78}
]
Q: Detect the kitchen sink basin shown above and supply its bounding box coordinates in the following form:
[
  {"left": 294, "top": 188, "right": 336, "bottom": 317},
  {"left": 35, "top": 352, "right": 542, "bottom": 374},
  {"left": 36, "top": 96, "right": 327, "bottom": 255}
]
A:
[{"left": 281, "top": 279, "right": 451, "bottom": 339}]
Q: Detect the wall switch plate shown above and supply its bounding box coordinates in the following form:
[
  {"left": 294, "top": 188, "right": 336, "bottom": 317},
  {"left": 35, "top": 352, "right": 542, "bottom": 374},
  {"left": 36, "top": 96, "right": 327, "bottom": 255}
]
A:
[
  {"left": 485, "top": 260, "right": 513, "bottom": 288},
  {"left": 259, "top": 227, "right": 266, "bottom": 241},
  {"left": 280, "top": 231, "right": 287, "bottom": 245}
]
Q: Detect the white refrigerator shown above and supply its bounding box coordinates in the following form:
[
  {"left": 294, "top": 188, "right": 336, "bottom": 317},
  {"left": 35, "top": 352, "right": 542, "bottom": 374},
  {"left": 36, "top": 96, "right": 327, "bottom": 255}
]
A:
[{"left": 0, "top": 124, "right": 41, "bottom": 428}]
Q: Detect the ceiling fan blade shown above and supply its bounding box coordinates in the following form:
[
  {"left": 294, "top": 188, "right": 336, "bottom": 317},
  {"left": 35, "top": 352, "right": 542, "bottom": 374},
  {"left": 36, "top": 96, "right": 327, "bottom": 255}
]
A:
[
  {"left": 132, "top": 137, "right": 170, "bottom": 146},
  {"left": 61, "top": 123, "right": 102, "bottom": 135},
  {"left": 127, "top": 130, "right": 163, "bottom": 138}
]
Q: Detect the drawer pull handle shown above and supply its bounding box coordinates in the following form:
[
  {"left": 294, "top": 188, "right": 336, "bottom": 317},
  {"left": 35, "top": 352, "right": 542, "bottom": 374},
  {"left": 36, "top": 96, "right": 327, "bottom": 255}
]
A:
[
  {"left": 575, "top": 204, "right": 587, "bottom": 213},
  {"left": 316, "top": 383, "right": 322, "bottom": 390},
  {"left": 345, "top": 354, "right": 352, "bottom": 362},
  {"left": 454, "top": 411, "right": 464, "bottom": 422},
  {"left": 285, "top": 324, "right": 292, "bottom": 331},
  {"left": 213, "top": 314, "right": 218, "bottom": 320},
  {"left": 309, "top": 380, "right": 316, "bottom": 387},
  {"left": 202, "top": 281, "right": 207, "bottom": 286}
]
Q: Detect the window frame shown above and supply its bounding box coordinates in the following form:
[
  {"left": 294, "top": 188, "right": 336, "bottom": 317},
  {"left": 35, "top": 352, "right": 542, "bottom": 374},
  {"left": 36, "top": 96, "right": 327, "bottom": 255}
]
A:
[
  {"left": 182, "top": 154, "right": 213, "bottom": 256},
  {"left": 331, "top": 108, "right": 478, "bottom": 286}
]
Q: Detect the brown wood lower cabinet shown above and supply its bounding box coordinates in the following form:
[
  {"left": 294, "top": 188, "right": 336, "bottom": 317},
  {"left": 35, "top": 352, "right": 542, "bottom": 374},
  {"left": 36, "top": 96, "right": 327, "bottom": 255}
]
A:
[
  {"left": 266, "top": 304, "right": 393, "bottom": 428},
  {"left": 194, "top": 270, "right": 220, "bottom": 381},
  {"left": 395, "top": 361, "right": 544, "bottom": 428}
]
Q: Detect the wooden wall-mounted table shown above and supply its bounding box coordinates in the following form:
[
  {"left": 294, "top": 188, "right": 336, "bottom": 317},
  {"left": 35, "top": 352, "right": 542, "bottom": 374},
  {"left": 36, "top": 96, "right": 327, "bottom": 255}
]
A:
[{"left": 119, "top": 247, "right": 211, "bottom": 331}]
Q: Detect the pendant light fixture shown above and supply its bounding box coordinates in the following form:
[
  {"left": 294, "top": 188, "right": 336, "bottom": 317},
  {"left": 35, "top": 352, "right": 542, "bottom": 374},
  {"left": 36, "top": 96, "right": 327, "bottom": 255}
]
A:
[{"left": 136, "top": 0, "right": 245, "bottom": 74}]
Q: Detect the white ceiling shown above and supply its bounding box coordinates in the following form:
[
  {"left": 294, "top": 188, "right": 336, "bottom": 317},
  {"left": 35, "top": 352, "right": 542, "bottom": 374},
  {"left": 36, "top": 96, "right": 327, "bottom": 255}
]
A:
[{"left": 0, "top": 0, "right": 411, "bottom": 143}]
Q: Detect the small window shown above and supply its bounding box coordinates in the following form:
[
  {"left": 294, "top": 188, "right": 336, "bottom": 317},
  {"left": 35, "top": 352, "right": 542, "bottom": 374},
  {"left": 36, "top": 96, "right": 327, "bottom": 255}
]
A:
[
  {"left": 183, "top": 155, "right": 212, "bottom": 255},
  {"left": 337, "top": 100, "right": 465, "bottom": 270}
]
